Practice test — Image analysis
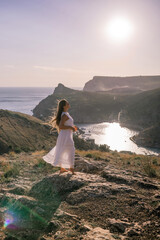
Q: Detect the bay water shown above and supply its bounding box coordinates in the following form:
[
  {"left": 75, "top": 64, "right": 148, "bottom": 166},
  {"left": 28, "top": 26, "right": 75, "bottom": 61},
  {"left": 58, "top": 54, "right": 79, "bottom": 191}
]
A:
[{"left": 0, "top": 87, "right": 159, "bottom": 156}]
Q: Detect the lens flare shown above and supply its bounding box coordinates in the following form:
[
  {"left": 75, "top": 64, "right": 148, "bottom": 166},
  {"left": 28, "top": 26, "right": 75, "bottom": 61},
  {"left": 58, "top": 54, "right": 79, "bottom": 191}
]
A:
[{"left": 1, "top": 196, "right": 49, "bottom": 232}]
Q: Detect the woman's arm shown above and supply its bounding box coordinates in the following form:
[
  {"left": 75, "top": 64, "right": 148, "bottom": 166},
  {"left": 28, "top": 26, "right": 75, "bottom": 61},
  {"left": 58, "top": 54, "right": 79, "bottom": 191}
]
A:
[{"left": 59, "top": 114, "right": 75, "bottom": 130}]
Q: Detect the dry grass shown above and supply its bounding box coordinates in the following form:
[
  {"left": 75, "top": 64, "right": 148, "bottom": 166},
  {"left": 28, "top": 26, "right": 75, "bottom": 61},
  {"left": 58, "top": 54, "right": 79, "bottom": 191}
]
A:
[
  {"left": 31, "top": 150, "right": 46, "bottom": 156},
  {"left": 0, "top": 150, "right": 59, "bottom": 183},
  {"left": 76, "top": 149, "right": 160, "bottom": 178},
  {"left": 1, "top": 150, "right": 159, "bottom": 183},
  {"left": 0, "top": 160, "right": 21, "bottom": 183}
]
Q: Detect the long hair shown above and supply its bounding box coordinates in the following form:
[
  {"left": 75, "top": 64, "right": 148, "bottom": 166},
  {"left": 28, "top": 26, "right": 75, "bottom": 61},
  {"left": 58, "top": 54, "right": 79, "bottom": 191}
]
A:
[{"left": 46, "top": 99, "right": 67, "bottom": 133}]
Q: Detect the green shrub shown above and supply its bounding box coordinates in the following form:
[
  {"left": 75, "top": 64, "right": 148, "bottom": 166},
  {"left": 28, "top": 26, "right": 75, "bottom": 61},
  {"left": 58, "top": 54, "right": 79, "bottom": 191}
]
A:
[
  {"left": 99, "top": 144, "right": 110, "bottom": 152},
  {"left": 14, "top": 146, "right": 21, "bottom": 153},
  {"left": 152, "top": 159, "right": 158, "bottom": 166},
  {"left": 4, "top": 163, "right": 20, "bottom": 178},
  {"left": 34, "top": 158, "right": 47, "bottom": 168},
  {"left": 22, "top": 146, "right": 31, "bottom": 152},
  {"left": 85, "top": 153, "right": 92, "bottom": 158},
  {"left": 143, "top": 163, "right": 157, "bottom": 178}
]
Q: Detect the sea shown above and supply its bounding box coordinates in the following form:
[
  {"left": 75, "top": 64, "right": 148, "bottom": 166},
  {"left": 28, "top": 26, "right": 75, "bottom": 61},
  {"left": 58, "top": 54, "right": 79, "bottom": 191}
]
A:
[{"left": 0, "top": 87, "right": 160, "bottom": 156}]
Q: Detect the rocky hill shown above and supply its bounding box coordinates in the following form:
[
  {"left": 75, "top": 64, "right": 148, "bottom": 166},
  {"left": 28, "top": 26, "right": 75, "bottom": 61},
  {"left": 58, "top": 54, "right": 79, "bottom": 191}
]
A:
[
  {"left": 131, "top": 124, "right": 160, "bottom": 149},
  {"left": 83, "top": 75, "right": 160, "bottom": 93},
  {"left": 0, "top": 109, "right": 58, "bottom": 154},
  {"left": 0, "top": 150, "right": 160, "bottom": 239},
  {"left": 118, "top": 88, "right": 160, "bottom": 149},
  {"left": 32, "top": 83, "right": 160, "bottom": 149},
  {"left": 32, "top": 83, "right": 125, "bottom": 123},
  {"left": 119, "top": 87, "right": 160, "bottom": 130}
]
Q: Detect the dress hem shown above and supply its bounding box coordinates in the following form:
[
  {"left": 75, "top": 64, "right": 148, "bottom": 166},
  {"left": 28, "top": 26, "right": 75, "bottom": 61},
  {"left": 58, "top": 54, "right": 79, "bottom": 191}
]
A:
[{"left": 42, "top": 157, "right": 74, "bottom": 168}]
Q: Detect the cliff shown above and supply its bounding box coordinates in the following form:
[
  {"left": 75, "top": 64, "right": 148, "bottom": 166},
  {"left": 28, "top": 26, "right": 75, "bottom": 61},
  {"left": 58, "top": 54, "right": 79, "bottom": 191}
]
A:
[
  {"left": 83, "top": 75, "right": 160, "bottom": 93},
  {"left": 32, "top": 83, "right": 125, "bottom": 123},
  {"left": 119, "top": 87, "right": 160, "bottom": 130},
  {"left": 131, "top": 123, "right": 160, "bottom": 149}
]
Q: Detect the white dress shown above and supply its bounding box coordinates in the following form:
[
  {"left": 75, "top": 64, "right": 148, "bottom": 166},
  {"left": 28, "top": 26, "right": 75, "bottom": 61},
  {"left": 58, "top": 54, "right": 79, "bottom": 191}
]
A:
[{"left": 42, "top": 111, "right": 75, "bottom": 168}]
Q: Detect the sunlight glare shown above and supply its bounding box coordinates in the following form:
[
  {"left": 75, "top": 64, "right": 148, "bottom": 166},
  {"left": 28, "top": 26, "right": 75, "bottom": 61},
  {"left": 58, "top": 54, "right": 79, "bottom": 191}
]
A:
[{"left": 105, "top": 16, "right": 134, "bottom": 43}]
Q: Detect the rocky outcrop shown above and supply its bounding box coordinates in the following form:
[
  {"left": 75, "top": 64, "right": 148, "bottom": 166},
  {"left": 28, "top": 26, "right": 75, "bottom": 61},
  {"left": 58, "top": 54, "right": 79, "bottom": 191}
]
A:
[
  {"left": 54, "top": 83, "right": 78, "bottom": 94},
  {"left": 83, "top": 75, "right": 160, "bottom": 92},
  {"left": 118, "top": 88, "right": 160, "bottom": 148},
  {"left": 32, "top": 83, "right": 124, "bottom": 123},
  {"left": 32, "top": 83, "right": 160, "bottom": 149},
  {"left": 0, "top": 153, "right": 160, "bottom": 239},
  {"left": 0, "top": 109, "right": 57, "bottom": 154},
  {"left": 131, "top": 123, "right": 160, "bottom": 149},
  {"left": 119, "top": 88, "right": 160, "bottom": 130}
]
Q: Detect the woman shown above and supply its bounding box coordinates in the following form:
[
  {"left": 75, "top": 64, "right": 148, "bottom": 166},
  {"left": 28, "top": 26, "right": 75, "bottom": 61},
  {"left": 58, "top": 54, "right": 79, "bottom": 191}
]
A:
[{"left": 42, "top": 99, "right": 77, "bottom": 174}]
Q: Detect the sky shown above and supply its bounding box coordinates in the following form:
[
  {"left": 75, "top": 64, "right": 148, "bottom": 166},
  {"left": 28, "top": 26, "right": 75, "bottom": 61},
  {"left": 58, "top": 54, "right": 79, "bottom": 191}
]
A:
[{"left": 0, "top": 0, "right": 160, "bottom": 87}]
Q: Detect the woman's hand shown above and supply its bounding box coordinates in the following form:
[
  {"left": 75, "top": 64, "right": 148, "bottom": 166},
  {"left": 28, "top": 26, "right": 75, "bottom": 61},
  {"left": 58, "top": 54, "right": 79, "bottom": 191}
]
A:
[
  {"left": 70, "top": 126, "right": 75, "bottom": 131},
  {"left": 70, "top": 126, "right": 77, "bottom": 131},
  {"left": 74, "top": 125, "right": 78, "bottom": 131}
]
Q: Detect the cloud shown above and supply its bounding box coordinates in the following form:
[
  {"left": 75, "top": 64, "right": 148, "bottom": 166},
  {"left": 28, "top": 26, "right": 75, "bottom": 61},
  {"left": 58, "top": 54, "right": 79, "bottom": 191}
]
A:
[{"left": 33, "top": 65, "right": 93, "bottom": 74}]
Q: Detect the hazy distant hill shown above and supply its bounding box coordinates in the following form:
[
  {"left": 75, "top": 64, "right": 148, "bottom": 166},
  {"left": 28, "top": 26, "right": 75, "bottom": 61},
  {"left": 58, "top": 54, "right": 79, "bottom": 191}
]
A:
[
  {"left": 0, "top": 109, "right": 57, "bottom": 154},
  {"left": 83, "top": 75, "right": 160, "bottom": 94},
  {"left": 32, "top": 83, "right": 125, "bottom": 123}
]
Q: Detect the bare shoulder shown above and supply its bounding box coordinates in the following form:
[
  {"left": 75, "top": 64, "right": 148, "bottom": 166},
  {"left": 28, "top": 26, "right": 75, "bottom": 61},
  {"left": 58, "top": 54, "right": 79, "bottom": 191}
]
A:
[{"left": 61, "top": 113, "right": 69, "bottom": 120}]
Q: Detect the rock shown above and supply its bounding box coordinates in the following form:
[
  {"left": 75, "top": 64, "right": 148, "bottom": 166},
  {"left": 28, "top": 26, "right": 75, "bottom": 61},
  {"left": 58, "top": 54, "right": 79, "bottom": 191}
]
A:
[
  {"left": 132, "top": 124, "right": 160, "bottom": 149},
  {"left": 142, "top": 221, "right": 151, "bottom": 226},
  {"left": 83, "top": 75, "right": 160, "bottom": 92},
  {"left": 108, "top": 218, "right": 131, "bottom": 233},
  {"left": 137, "top": 181, "right": 159, "bottom": 190},
  {"left": 79, "top": 224, "right": 93, "bottom": 233},
  {"left": 66, "top": 182, "right": 135, "bottom": 205},
  {"left": 74, "top": 156, "right": 106, "bottom": 173},
  {"left": 127, "top": 228, "right": 140, "bottom": 237},
  {"left": 17, "top": 196, "right": 38, "bottom": 209},
  {"left": 154, "top": 194, "right": 160, "bottom": 199},
  {"left": 44, "top": 220, "right": 59, "bottom": 233},
  {"left": 101, "top": 166, "right": 159, "bottom": 190},
  {"left": 7, "top": 186, "right": 26, "bottom": 195},
  {"left": 83, "top": 227, "right": 116, "bottom": 240},
  {"left": 152, "top": 204, "right": 160, "bottom": 217},
  {"left": 28, "top": 172, "right": 106, "bottom": 200},
  {"left": 32, "top": 83, "right": 123, "bottom": 124},
  {"left": 101, "top": 169, "right": 135, "bottom": 186},
  {"left": 54, "top": 231, "right": 64, "bottom": 239}
]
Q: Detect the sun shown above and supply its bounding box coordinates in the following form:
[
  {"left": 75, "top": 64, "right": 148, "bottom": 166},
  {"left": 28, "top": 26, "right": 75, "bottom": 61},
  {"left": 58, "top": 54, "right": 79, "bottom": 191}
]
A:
[{"left": 105, "top": 16, "right": 134, "bottom": 43}]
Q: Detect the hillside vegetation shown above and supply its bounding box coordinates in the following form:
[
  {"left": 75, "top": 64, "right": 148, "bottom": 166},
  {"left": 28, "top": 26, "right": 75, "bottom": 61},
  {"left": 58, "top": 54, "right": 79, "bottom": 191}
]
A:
[
  {"left": 0, "top": 109, "right": 57, "bottom": 154},
  {"left": 32, "top": 83, "right": 127, "bottom": 123},
  {"left": 120, "top": 87, "right": 160, "bottom": 129}
]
